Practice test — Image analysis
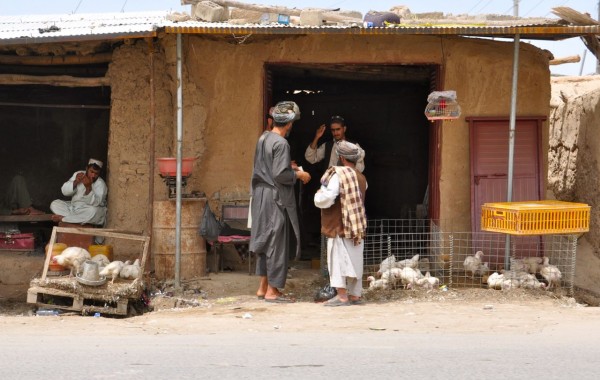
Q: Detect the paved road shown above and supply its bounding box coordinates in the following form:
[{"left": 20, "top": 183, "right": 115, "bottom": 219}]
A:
[{"left": 2, "top": 325, "right": 599, "bottom": 379}]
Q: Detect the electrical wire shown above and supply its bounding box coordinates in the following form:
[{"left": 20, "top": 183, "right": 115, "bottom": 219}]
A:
[
  {"left": 72, "top": 0, "right": 84, "bottom": 14},
  {"left": 543, "top": 0, "right": 573, "bottom": 18},
  {"left": 468, "top": 0, "right": 487, "bottom": 14},
  {"left": 474, "top": 0, "right": 496, "bottom": 15},
  {"left": 523, "top": 0, "right": 546, "bottom": 17}
]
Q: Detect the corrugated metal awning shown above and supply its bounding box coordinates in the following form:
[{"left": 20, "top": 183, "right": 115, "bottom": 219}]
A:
[
  {"left": 162, "top": 22, "right": 600, "bottom": 41},
  {"left": 1, "top": 11, "right": 599, "bottom": 45},
  {"left": 0, "top": 12, "right": 164, "bottom": 44}
]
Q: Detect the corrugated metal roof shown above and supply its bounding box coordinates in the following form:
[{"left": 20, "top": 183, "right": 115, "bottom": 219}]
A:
[
  {"left": 0, "top": 12, "right": 166, "bottom": 44},
  {"left": 0, "top": 11, "right": 599, "bottom": 44},
  {"left": 162, "top": 21, "right": 600, "bottom": 41}
]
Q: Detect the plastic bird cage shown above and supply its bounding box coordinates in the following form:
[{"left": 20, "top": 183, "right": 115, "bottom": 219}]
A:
[{"left": 424, "top": 90, "right": 461, "bottom": 121}]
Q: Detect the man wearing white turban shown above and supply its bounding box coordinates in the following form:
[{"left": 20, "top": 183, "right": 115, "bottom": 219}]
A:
[
  {"left": 251, "top": 101, "right": 311, "bottom": 303},
  {"left": 50, "top": 158, "right": 107, "bottom": 225},
  {"left": 314, "top": 141, "right": 367, "bottom": 306}
]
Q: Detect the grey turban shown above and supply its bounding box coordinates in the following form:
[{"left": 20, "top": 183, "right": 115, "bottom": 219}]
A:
[
  {"left": 336, "top": 141, "right": 363, "bottom": 163},
  {"left": 272, "top": 101, "right": 300, "bottom": 123}
]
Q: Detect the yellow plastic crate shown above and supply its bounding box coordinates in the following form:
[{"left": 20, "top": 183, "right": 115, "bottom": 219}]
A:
[{"left": 481, "top": 200, "right": 590, "bottom": 235}]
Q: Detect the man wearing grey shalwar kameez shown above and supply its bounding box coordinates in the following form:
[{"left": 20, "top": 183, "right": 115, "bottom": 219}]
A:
[{"left": 250, "top": 101, "right": 311, "bottom": 303}]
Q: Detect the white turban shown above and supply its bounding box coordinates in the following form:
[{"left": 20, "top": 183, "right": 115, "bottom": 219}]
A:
[{"left": 88, "top": 158, "right": 103, "bottom": 168}]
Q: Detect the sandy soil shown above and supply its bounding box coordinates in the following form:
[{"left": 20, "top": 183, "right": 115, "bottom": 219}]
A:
[{"left": 1, "top": 267, "right": 598, "bottom": 326}]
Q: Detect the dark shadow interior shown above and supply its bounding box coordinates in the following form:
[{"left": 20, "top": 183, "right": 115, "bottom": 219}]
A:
[
  {"left": 0, "top": 63, "right": 110, "bottom": 213},
  {"left": 267, "top": 64, "right": 435, "bottom": 256}
]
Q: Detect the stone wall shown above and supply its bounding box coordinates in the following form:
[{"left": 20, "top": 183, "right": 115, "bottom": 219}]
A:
[{"left": 549, "top": 76, "right": 600, "bottom": 256}]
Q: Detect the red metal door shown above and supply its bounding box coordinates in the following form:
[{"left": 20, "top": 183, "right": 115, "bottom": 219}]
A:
[{"left": 468, "top": 117, "right": 544, "bottom": 268}]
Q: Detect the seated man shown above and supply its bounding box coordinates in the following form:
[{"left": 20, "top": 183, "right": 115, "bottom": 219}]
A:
[
  {"left": 50, "top": 158, "right": 107, "bottom": 225},
  {"left": 0, "top": 175, "right": 44, "bottom": 216}
]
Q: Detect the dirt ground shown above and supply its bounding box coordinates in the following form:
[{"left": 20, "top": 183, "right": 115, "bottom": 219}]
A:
[{"left": 1, "top": 265, "right": 599, "bottom": 321}]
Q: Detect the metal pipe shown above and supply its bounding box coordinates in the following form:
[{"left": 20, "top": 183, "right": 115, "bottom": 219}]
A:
[
  {"left": 175, "top": 33, "right": 183, "bottom": 288},
  {"left": 579, "top": 49, "right": 587, "bottom": 76},
  {"left": 147, "top": 37, "right": 156, "bottom": 257},
  {"left": 505, "top": 34, "right": 520, "bottom": 271}
]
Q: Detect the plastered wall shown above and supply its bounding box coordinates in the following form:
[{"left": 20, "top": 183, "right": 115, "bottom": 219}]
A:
[{"left": 105, "top": 34, "right": 550, "bottom": 239}]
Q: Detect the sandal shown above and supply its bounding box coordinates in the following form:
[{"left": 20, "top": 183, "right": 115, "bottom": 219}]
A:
[
  {"left": 265, "top": 295, "right": 295, "bottom": 303},
  {"left": 324, "top": 297, "right": 350, "bottom": 307}
]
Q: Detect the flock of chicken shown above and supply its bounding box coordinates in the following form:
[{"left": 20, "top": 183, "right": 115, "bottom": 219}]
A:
[
  {"left": 463, "top": 250, "right": 562, "bottom": 290},
  {"left": 368, "top": 250, "right": 563, "bottom": 292},
  {"left": 368, "top": 254, "right": 440, "bottom": 291},
  {"left": 51, "top": 246, "right": 141, "bottom": 284}
]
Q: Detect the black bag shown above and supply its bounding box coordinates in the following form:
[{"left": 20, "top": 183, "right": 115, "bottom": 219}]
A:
[
  {"left": 314, "top": 283, "right": 337, "bottom": 302},
  {"left": 199, "top": 204, "right": 223, "bottom": 243}
]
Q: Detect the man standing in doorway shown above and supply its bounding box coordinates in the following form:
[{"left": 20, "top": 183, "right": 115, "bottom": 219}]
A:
[
  {"left": 305, "top": 115, "right": 365, "bottom": 173},
  {"left": 314, "top": 141, "right": 367, "bottom": 306},
  {"left": 50, "top": 158, "right": 107, "bottom": 225},
  {"left": 251, "top": 101, "right": 311, "bottom": 303}
]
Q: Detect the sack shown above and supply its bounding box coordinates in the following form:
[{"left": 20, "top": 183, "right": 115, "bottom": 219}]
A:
[
  {"left": 199, "top": 204, "right": 223, "bottom": 243},
  {"left": 314, "top": 283, "right": 337, "bottom": 302},
  {"left": 0, "top": 232, "right": 35, "bottom": 251}
]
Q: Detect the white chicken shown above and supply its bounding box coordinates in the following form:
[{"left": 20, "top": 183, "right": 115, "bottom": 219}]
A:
[
  {"left": 380, "top": 267, "right": 402, "bottom": 285},
  {"left": 540, "top": 257, "right": 562, "bottom": 289},
  {"left": 415, "top": 271, "right": 440, "bottom": 290},
  {"left": 398, "top": 267, "right": 420, "bottom": 289},
  {"left": 377, "top": 255, "right": 396, "bottom": 276},
  {"left": 522, "top": 256, "right": 544, "bottom": 274},
  {"left": 99, "top": 260, "right": 124, "bottom": 284},
  {"left": 486, "top": 272, "right": 505, "bottom": 290},
  {"left": 463, "top": 251, "right": 484, "bottom": 279},
  {"left": 52, "top": 247, "right": 92, "bottom": 276},
  {"left": 120, "top": 259, "right": 141, "bottom": 280},
  {"left": 91, "top": 254, "right": 110, "bottom": 267},
  {"left": 396, "top": 254, "right": 420, "bottom": 269},
  {"left": 367, "top": 275, "right": 389, "bottom": 290}
]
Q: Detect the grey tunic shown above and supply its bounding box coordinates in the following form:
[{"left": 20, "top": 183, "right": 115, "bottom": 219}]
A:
[{"left": 250, "top": 131, "right": 301, "bottom": 288}]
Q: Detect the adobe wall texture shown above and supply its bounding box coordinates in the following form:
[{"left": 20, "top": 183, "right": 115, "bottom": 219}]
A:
[{"left": 104, "top": 35, "right": 550, "bottom": 253}]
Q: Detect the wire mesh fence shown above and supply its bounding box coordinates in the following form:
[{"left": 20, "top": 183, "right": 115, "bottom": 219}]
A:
[{"left": 323, "top": 219, "right": 578, "bottom": 296}]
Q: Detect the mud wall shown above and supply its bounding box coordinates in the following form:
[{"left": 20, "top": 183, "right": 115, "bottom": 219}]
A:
[
  {"left": 549, "top": 76, "right": 600, "bottom": 257},
  {"left": 440, "top": 38, "right": 550, "bottom": 231},
  {"left": 177, "top": 34, "right": 550, "bottom": 230},
  {"left": 106, "top": 40, "right": 174, "bottom": 256}
]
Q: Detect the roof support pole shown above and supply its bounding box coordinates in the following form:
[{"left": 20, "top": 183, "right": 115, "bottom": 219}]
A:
[
  {"left": 175, "top": 33, "right": 183, "bottom": 288},
  {"left": 505, "top": 34, "right": 520, "bottom": 271}
]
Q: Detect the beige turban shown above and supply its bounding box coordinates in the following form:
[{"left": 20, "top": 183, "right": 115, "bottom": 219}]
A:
[{"left": 336, "top": 141, "right": 363, "bottom": 163}]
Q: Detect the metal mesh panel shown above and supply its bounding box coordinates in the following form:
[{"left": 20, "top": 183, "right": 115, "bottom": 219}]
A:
[{"left": 324, "top": 218, "right": 578, "bottom": 296}]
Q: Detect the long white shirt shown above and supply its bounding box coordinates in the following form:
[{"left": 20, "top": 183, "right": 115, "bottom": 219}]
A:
[
  {"left": 61, "top": 171, "right": 107, "bottom": 208},
  {"left": 305, "top": 141, "right": 365, "bottom": 173}
]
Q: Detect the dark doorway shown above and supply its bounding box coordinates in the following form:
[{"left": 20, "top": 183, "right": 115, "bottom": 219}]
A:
[
  {"left": 0, "top": 63, "right": 110, "bottom": 212},
  {"left": 266, "top": 64, "right": 436, "bottom": 257}
]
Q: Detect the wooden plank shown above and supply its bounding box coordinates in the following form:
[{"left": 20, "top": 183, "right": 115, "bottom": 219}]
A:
[
  {"left": 55, "top": 227, "right": 149, "bottom": 242},
  {"left": 41, "top": 227, "right": 58, "bottom": 281},
  {"left": 0, "top": 214, "right": 54, "bottom": 222},
  {"left": 0, "top": 52, "right": 112, "bottom": 66},
  {"left": 0, "top": 74, "right": 109, "bottom": 87},
  {"left": 549, "top": 55, "right": 581, "bottom": 65}
]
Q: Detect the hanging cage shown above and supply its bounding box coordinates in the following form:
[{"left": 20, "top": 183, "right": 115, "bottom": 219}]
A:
[{"left": 424, "top": 90, "right": 461, "bottom": 121}]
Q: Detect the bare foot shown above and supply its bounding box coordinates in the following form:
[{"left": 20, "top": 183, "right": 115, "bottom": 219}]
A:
[
  {"left": 51, "top": 214, "right": 64, "bottom": 223},
  {"left": 10, "top": 208, "right": 29, "bottom": 215},
  {"left": 27, "top": 207, "right": 44, "bottom": 215}
]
